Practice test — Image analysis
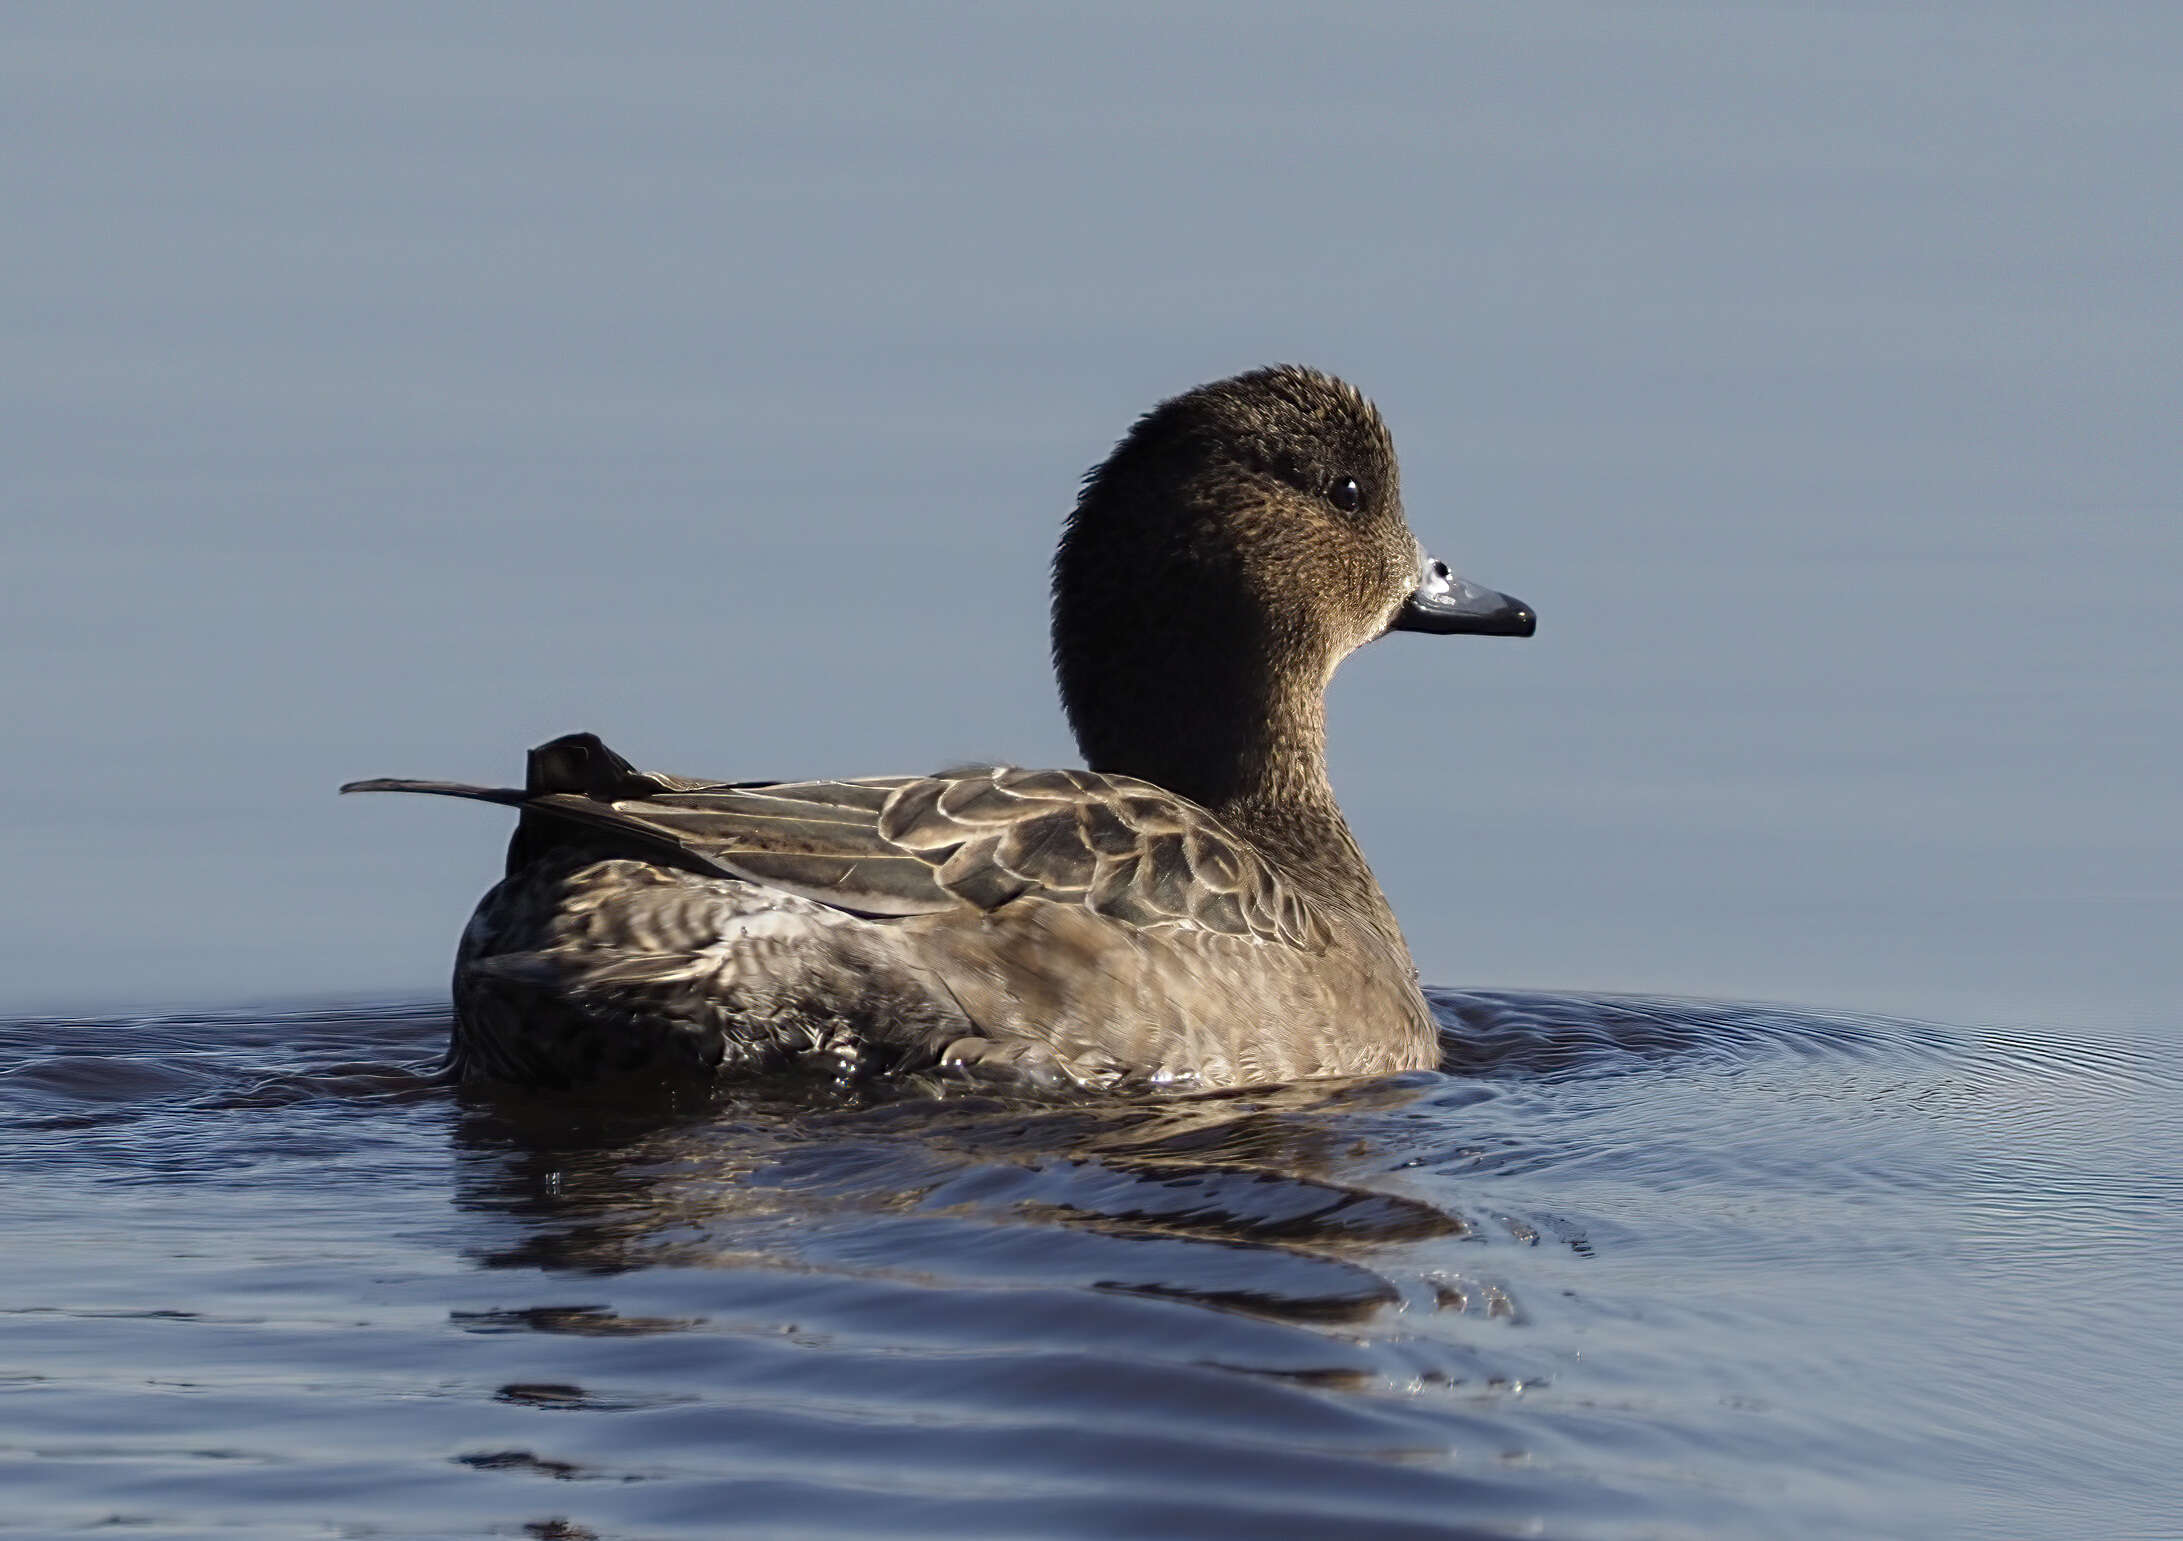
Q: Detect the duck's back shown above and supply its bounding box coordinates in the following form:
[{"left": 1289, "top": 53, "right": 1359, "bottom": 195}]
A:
[{"left": 362, "top": 733, "right": 1437, "bottom": 1090}]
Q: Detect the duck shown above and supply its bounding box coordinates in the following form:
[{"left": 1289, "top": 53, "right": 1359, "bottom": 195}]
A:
[{"left": 344, "top": 365, "right": 1535, "bottom": 1092}]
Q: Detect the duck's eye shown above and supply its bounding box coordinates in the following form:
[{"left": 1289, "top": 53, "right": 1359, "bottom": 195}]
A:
[{"left": 1328, "top": 475, "right": 1363, "bottom": 512}]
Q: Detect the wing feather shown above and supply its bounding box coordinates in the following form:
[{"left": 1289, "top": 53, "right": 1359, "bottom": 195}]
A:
[{"left": 347, "top": 734, "right": 1327, "bottom": 949}]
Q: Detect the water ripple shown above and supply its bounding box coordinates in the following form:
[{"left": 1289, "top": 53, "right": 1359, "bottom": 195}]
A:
[{"left": 1, "top": 991, "right": 2178, "bottom": 1538}]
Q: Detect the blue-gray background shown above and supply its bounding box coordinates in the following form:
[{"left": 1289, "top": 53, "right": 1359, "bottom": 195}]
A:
[{"left": 5, "top": 4, "right": 2177, "bottom": 1030}]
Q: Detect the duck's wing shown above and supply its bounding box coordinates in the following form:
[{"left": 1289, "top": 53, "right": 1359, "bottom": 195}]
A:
[
  {"left": 870, "top": 764, "right": 1328, "bottom": 948},
  {"left": 344, "top": 732, "right": 1327, "bottom": 949}
]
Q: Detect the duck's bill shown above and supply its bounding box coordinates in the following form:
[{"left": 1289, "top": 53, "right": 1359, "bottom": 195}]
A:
[{"left": 1392, "top": 557, "right": 1536, "bottom": 637}]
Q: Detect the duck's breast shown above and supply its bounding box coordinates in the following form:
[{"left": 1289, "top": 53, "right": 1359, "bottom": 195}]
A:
[{"left": 901, "top": 897, "right": 1436, "bottom": 1089}]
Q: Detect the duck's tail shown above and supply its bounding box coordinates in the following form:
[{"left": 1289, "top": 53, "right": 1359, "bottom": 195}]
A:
[
  {"left": 338, "top": 776, "right": 528, "bottom": 806},
  {"left": 340, "top": 732, "right": 666, "bottom": 806},
  {"left": 343, "top": 733, "right": 714, "bottom": 877}
]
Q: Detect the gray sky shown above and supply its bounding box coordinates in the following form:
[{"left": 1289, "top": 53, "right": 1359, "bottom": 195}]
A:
[{"left": 4, "top": 3, "right": 2178, "bottom": 1028}]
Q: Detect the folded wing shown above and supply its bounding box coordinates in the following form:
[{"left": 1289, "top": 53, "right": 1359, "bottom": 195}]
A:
[{"left": 344, "top": 732, "right": 1326, "bottom": 950}]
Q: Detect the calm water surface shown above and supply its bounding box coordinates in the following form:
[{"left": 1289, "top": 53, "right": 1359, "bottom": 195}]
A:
[
  {"left": 5, "top": 992, "right": 2177, "bottom": 1539},
  {"left": 5, "top": 7, "right": 2181, "bottom": 1537}
]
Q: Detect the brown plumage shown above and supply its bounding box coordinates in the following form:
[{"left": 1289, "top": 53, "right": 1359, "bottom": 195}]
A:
[{"left": 344, "top": 365, "right": 1534, "bottom": 1092}]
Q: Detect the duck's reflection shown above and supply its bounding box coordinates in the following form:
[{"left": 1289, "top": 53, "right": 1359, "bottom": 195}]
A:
[{"left": 449, "top": 1072, "right": 1473, "bottom": 1325}]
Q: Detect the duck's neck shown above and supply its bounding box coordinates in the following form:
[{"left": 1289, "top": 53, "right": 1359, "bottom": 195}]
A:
[{"left": 1077, "top": 663, "right": 1396, "bottom": 930}]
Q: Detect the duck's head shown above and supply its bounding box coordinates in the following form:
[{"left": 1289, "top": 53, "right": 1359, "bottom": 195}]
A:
[{"left": 1053, "top": 365, "right": 1533, "bottom": 812}]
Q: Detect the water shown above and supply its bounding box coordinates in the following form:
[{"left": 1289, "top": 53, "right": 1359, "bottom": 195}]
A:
[
  {"left": 6, "top": 7, "right": 2181, "bottom": 1536},
  {"left": 4, "top": 994, "right": 2177, "bottom": 1539}
]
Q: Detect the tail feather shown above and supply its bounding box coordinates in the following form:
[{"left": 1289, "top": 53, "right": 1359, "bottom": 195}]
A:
[
  {"left": 340, "top": 733, "right": 736, "bottom": 882},
  {"left": 523, "top": 732, "right": 671, "bottom": 799},
  {"left": 339, "top": 777, "right": 527, "bottom": 806},
  {"left": 340, "top": 732, "right": 667, "bottom": 805}
]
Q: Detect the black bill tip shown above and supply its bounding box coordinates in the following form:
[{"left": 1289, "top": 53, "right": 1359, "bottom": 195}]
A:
[{"left": 1391, "top": 557, "right": 1536, "bottom": 637}]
